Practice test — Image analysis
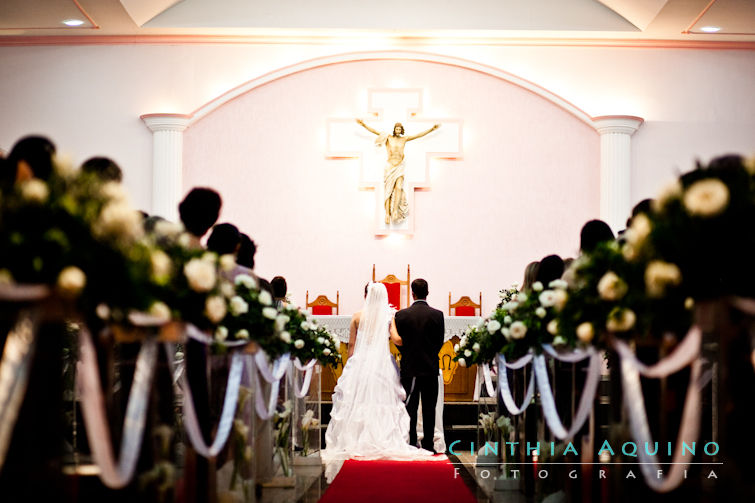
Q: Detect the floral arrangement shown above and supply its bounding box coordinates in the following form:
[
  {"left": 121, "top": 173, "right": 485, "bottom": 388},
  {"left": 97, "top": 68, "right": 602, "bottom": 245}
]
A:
[
  {"left": 478, "top": 411, "right": 497, "bottom": 442},
  {"left": 455, "top": 281, "right": 568, "bottom": 365},
  {"left": 273, "top": 400, "right": 293, "bottom": 477},
  {"left": 634, "top": 155, "right": 754, "bottom": 299},
  {"left": 300, "top": 409, "right": 320, "bottom": 457},
  {"left": 0, "top": 157, "right": 156, "bottom": 321},
  {"left": 229, "top": 386, "right": 254, "bottom": 497},
  {"left": 213, "top": 272, "right": 284, "bottom": 351},
  {"left": 555, "top": 240, "right": 691, "bottom": 347},
  {"left": 279, "top": 305, "right": 341, "bottom": 368}
]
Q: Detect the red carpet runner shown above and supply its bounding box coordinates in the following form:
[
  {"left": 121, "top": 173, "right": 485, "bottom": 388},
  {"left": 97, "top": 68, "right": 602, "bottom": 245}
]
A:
[{"left": 318, "top": 457, "right": 477, "bottom": 503}]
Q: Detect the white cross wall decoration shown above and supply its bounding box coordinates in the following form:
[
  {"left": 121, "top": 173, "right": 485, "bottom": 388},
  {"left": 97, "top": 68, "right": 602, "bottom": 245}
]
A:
[{"left": 326, "top": 88, "right": 462, "bottom": 236}]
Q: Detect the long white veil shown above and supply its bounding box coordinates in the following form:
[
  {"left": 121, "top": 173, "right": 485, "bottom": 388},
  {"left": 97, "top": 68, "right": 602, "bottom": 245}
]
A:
[{"left": 353, "top": 282, "right": 394, "bottom": 356}]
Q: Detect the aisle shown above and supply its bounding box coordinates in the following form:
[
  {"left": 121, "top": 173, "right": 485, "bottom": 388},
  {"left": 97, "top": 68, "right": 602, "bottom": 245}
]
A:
[{"left": 318, "top": 456, "right": 477, "bottom": 503}]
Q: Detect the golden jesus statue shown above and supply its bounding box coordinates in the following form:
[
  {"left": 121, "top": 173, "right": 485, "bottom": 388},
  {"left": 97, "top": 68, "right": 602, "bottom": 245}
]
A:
[{"left": 356, "top": 119, "right": 440, "bottom": 225}]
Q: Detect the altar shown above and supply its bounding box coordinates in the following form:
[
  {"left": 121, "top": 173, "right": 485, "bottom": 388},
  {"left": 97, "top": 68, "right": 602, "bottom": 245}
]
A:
[{"left": 312, "top": 315, "right": 481, "bottom": 402}]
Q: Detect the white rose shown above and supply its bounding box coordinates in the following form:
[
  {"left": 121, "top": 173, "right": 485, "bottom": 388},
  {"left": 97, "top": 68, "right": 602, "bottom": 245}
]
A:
[
  {"left": 553, "top": 289, "right": 568, "bottom": 311},
  {"left": 645, "top": 260, "right": 682, "bottom": 298},
  {"left": 309, "top": 318, "right": 318, "bottom": 327},
  {"left": 548, "top": 279, "right": 568, "bottom": 290},
  {"left": 458, "top": 357, "right": 467, "bottom": 368},
  {"left": 476, "top": 318, "right": 486, "bottom": 329},
  {"left": 625, "top": 213, "right": 652, "bottom": 249},
  {"left": 294, "top": 339, "right": 305, "bottom": 349},
  {"left": 552, "top": 335, "right": 567, "bottom": 346},
  {"left": 502, "top": 301, "right": 519, "bottom": 311},
  {"left": 219, "top": 254, "right": 236, "bottom": 272},
  {"left": 322, "top": 348, "right": 331, "bottom": 356},
  {"left": 234, "top": 274, "right": 257, "bottom": 290},
  {"left": 94, "top": 303, "right": 110, "bottom": 320},
  {"left": 236, "top": 329, "right": 250, "bottom": 340},
  {"left": 301, "top": 321, "right": 310, "bottom": 331},
  {"left": 576, "top": 322, "right": 594, "bottom": 343},
  {"left": 258, "top": 290, "right": 273, "bottom": 306},
  {"left": 100, "top": 181, "right": 128, "bottom": 203},
  {"left": 149, "top": 301, "right": 171, "bottom": 321},
  {"left": 622, "top": 243, "right": 639, "bottom": 262},
  {"left": 503, "top": 315, "right": 512, "bottom": 325},
  {"left": 453, "top": 343, "right": 460, "bottom": 352},
  {"left": 150, "top": 250, "right": 172, "bottom": 283},
  {"left": 654, "top": 180, "right": 682, "bottom": 213},
  {"left": 535, "top": 307, "right": 547, "bottom": 318},
  {"left": 472, "top": 343, "right": 481, "bottom": 352},
  {"left": 95, "top": 201, "right": 143, "bottom": 239},
  {"left": 229, "top": 296, "right": 249, "bottom": 316},
  {"left": 215, "top": 326, "right": 228, "bottom": 342},
  {"left": 52, "top": 153, "right": 76, "bottom": 178},
  {"left": 201, "top": 251, "right": 217, "bottom": 263},
  {"left": 280, "top": 330, "right": 291, "bottom": 343},
  {"left": 487, "top": 320, "right": 501, "bottom": 334},
  {"left": 517, "top": 292, "right": 528, "bottom": 303},
  {"left": 334, "top": 339, "right": 340, "bottom": 351},
  {"left": 547, "top": 319, "right": 559, "bottom": 335},
  {"left": 532, "top": 281, "right": 543, "bottom": 292},
  {"left": 509, "top": 321, "right": 527, "bottom": 340},
  {"left": 262, "top": 307, "right": 278, "bottom": 320},
  {"left": 205, "top": 295, "right": 227, "bottom": 323},
  {"left": 538, "top": 290, "right": 557, "bottom": 308},
  {"left": 323, "top": 338, "right": 331, "bottom": 346},
  {"left": 316, "top": 337, "right": 325, "bottom": 345},
  {"left": 606, "top": 308, "right": 636, "bottom": 333},
  {"left": 275, "top": 314, "right": 289, "bottom": 331},
  {"left": 153, "top": 220, "right": 184, "bottom": 238},
  {"left": 184, "top": 258, "right": 216, "bottom": 292},
  {"left": 683, "top": 178, "right": 729, "bottom": 217},
  {"left": 464, "top": 349, "right": 472, "bottom": 357},
  {"left": 220, "top": 281, "right": 235, "bottom": 298},
  {"left": 597, "top": 271, "right": 628, "bottom": 301},
  {"left": 57, "top": 266, "right": 86, "bottom": 297},
  {"left": 177, "top": 233, "right": 192, "bottom": 248},
  {"left": 502, "top": 327, "right": 511, "bottom": 340},
  {"left": 20, "top": 179, "right": 49, "bottom": 203}
]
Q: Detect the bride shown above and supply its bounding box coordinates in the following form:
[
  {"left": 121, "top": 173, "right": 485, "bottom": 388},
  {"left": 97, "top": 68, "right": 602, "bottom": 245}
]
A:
[{"left": 321, "top": 282, "right": 435, "bottom": 481}]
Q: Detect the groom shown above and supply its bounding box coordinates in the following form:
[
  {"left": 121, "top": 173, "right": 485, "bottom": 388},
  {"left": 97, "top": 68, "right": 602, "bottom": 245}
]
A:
[{"left": 395, "top": 278, "right": 445, "bottom": 452}]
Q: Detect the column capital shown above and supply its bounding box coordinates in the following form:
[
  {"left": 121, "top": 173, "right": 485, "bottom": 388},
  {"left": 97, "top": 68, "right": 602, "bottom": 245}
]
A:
[
  {"left": 141, "top": 113, "right": 191, "bottom": 132},
  {"left": 592, "top": 115, "right": 644, "bottom": 136}
]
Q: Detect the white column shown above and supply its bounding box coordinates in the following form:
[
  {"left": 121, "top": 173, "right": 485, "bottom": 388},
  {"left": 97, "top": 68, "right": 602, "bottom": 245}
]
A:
[
  {"left": 593, "top": 115, "right": 643, "bottom": 233},
  {"left": 141, "top": 114, "right": 191, "bottom": 223}
]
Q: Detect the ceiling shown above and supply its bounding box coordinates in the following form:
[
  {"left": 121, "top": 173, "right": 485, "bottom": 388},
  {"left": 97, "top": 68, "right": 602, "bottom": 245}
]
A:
[{"left": 0, "top": 0, "right": 754, "bottom": 45}]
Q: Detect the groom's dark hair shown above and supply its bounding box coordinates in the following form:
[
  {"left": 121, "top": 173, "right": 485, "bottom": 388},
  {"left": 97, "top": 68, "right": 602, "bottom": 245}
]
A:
[{"left": 411, "top": 278, "right": 428, "bottom": 300}]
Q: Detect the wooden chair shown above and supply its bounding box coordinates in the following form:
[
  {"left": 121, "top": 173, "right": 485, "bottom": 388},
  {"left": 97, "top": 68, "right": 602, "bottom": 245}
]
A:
[
  {"left": 305, "top": 291, "right": 339, "bottom": 315},
  {"left": 449, "top": 292, "right": 482, "bottom": 316},
  {"left": 372, "top": 264, "right": 410, "bottom": 310}
]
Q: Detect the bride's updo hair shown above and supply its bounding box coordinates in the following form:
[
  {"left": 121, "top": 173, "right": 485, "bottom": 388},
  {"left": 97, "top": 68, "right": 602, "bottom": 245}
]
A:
[{"left": 364, "top": 282, "right": 370, "bottom": 298}]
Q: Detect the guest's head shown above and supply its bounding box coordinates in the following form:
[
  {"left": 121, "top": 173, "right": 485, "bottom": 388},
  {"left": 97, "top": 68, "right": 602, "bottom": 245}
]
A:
[
  {"left": 271, "top": 276, "right": 287, "bottom": 300},
  {"left": 236, "top": 233, "right": 256, "bottom": 269},
  {"left": 411, "top": 278, "right": 429, "bottom": 300},
  {"left": 81, "top": 156, "right": 123, "bottom": 182},
  {"left": 258, "top": 278, "right": 272, "bottom": 295},
  {"left": 579, "top": 219, "right": 614, "bottom": 254},
  {"left": 522, "top": 261, "right": 540, "bottom": 291},
  {"left": 535, "top": 255, "right": 564, "bottom": 286},
  {"left": 7, "top": 135, "right": 56, "bottom": 182},
  {"left": 206, "top": 223, "right": 240, "bottom": 255},
  {"left": 178, "top": 187, "right": 221, "bottom": 238}
]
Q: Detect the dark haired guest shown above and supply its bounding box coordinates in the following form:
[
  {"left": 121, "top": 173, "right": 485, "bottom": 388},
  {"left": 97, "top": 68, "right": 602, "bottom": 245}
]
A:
[
  {"left": 579, "top": 219, "right": 614, "bottom": 254},
  {"left": 5, "top": 135, "right": 56, "bottom": 184},
  {"left": 271, "top": 276, "right": 288, "bottom": 307},
  {"left": 178, "top": 187, "right": 221, "bottom": 247},
  {"left": 81, "top": 156, "right": 123, "bottom": 182},
  {"left": 206, "top": 223, "right": 240, "bottom": 255}
]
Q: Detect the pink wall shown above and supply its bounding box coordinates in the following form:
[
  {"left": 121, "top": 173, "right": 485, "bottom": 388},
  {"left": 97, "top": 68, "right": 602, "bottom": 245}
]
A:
[{"left": 183, "top": 59, "right": 598, "bottom": 314}]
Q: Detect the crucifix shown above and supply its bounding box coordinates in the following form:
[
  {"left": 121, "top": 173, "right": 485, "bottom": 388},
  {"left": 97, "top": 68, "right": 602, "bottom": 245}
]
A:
[{"left": 326, "top": 88, "right": 462, "bottom": 236}]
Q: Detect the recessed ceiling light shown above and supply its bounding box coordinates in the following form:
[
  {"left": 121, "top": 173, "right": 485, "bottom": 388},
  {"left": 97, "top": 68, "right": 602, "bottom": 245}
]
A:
[
  {"left": 700, "top": 26, "right": 721, "bottom": 33},
  {"left": 62, "top": 19, "right": 85, "bottom": 27}
]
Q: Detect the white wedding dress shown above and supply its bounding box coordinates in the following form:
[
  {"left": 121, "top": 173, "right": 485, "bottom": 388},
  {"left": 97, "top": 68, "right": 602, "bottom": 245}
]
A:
[{"left": 321, "top": 283, "right": 435, "bottom": 482}]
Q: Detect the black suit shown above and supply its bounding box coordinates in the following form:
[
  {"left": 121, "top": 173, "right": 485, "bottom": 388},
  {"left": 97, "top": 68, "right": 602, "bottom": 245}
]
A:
[{"left": 394, "top": 299, "right": 445, "bottom": 450}]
